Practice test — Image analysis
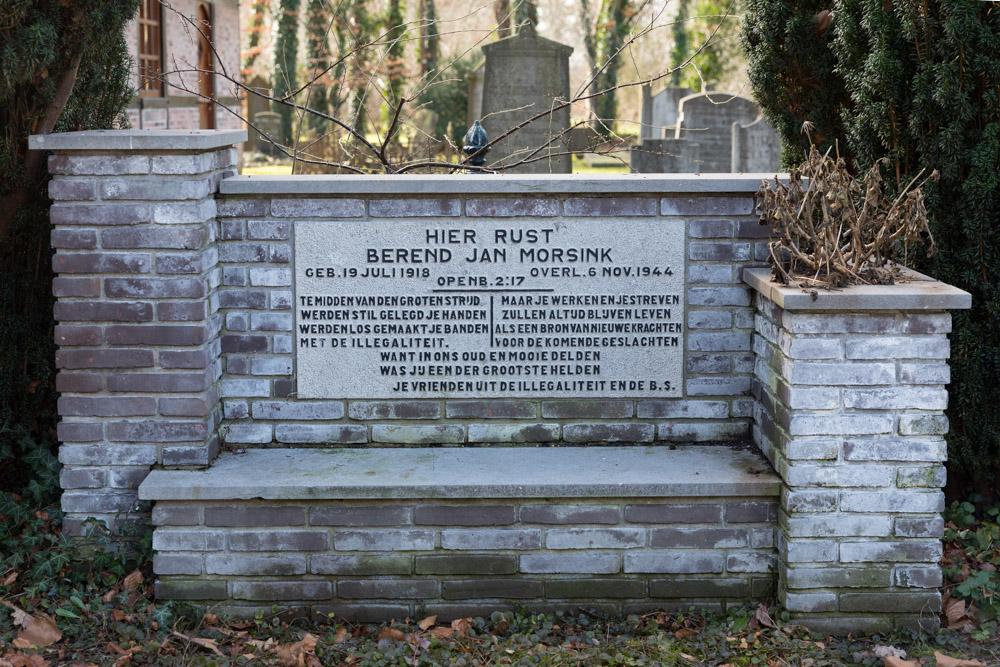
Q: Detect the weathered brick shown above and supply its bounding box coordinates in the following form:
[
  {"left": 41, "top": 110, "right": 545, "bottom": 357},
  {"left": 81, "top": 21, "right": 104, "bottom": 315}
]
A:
[
  {"left": 467, "top": 423, "right": 559, "bottom": 443},
  {"left": 100, "top": 178, "right": 211, "bottom": 200},
  {"left": 563, "top": 197, "right": 657, "bottom": 216},
  {"left": 52, "top": 277, "right": 101, "bottom": 297},
  {"left": 152, "top": 504, "right": 201, "bottom": 526},
  {"left": 784, "top": 592, "right": 838, "bottom": 613},
  {"left": 562, "top": 423, "right": 654, "bottom": 443},
  {"left": 786, "top": 514, "right": 892, "bottom": 538},
  {"left": 689, "top": 242, "right": 751, "bottom": 262},
  {"left": 106, "top": 420, "right": 207, "bottom": 442},
  {"left": 152, "top": 530, "right": 225, "bottom": 551},
  {"left": 348, "top": 401, "right": 440, "bottom": 420},
  {"left": 53, "top": 253, "right": 150, "bottom": 274},
  {"left": 309, "top": 505, "right": 410, "bottom": 526},
  {"left": 520, "top": 553, "right": 620, "bottom": 574},
  {"left": 787, "top": 362, "right": 896, "bottom": 385},
  {"left": 785, "top": 566, "right": 891, "bottom": 589},
  {"left": 57, "top": 421, "right": 104, "bottom": 442},
  {"left": 105, "top": 277, "right": 204, "bottom": 299},
  {"left": 725, "top": 501, "right": 776, "bottom": 523},
  {"left": 311, "top": 554, "right": 411, "bottom": 575},
  {"left": 157, "top": 302, "right": 206, "bottom": 321},
  {"left": 271, "top": 198, "right": 364, "bottom": 217},
  {"left": 625, "top": 503, "right": 723, "bottom": 524},
  {"left": 372, "top": 424, "right": 464, "bottom": 444},
  {"left": 217, "top": 198, "right": 268, "bottom": 217},
  {"left": 547, "top": 528, "right": 645, "bottom": 549},
  {"left": 541, "top": 400, "right": 632, "bottom": 419},
  {"left": 441, "top": 529, "right": 541, "bottom": 550},
  {"left": 59, "top": 444, "right": 157, "bottom": 466},
  {"left": 59, "top": 396, "right": 156, "bottom": 417},
  {"left": 204, "top": 505, "right": 305, "bottom": 527},
  {"left": 56, "top": 349, "right": 154, "bottom": 369},
  {"left": 650, "top": 577, "right": 750, "bottom": 598},
  {"left": 370, "top": 198, "right": 460, "bottom": 217},
  {"left": 521, "top": 504, "right": 621, "bottom": 525},
  {"left": 445, "top": 400, "right": 536, "bottom": 418},
  {"left": 845, "top": 336, "right": 949, "bottom": 360},
  {"left": 442, "top": 579, "right": 542, "bottom": 599},
  {"left": 840, "top": 491, "right": 943, "bottom": 513},
  {"left": 894, "top": 516, "right": 944, "bottom": 538},
  {"left": 49, "top": 154, "right": 150, "bottom": 176},
  {"left": 60, "top": 467, "right": 107, "bottom": 489},
  {"left": 339, "top": 579, "right": 439, "bottom": 599},
  {"left": 546, "top": 578, "right": 645, "bottom": 599},
  {"left": 106, "top": 325, "right": 208, "bottom": 346},
  {"left": 153, "top": 553, "right": 203, "bottom": 575},
  {"left": 206, "top": 554, "right": 307, "bottom": 575},
  {"left": 466, "top": 198, "right": 559, "bottom": 217},
  {"left": 227, "top": 529, "right": 328, "bottom": 551},
  {"left": 839, "top": 540, "right": 942, "bottom": 563},
  {"left": 333, "top": 529, "right": 435, "bottom": 551},
  {"left": 416, "top": 555, "right": 518, "bottom": 575},
  {"left": 839, "top": 592, "right": 941, "bottom": 613},
  {"left": 246, "top": 220, "right": 290, "bottom": 240},
  {"left": 688, "top": 331, "right": 752, "bottom": 352},
  {"left": 661, "top": 196, "right": 753, "bottom": 216},
  {"left": 155, "top": 580, "right": 227, "bottom": 600},
  {"left": 893, "top": 565, "right": 943, "bottom": 588},
  {"left": 898, "top": 414, "right": 949, "bottom": 436},
  {"left": 252, "top": 401, "right": 344, "bottom": 420},
  {"left": 897, "top": 465, "right": 947, "bottom": 488},
  {"left": 414, "top": 505, "right": 516, "bottom": 526},
  {"left": 231, "top": 581, "right": 332, "bottom": 601},
  {"left": 624, "top": 550, "right": 725, "bottom": 574},
  {"left": 275, "top": 424, "right": 367, "bottom": 444},
  {"left": 101, "top": 226, "right": 206, "bottom": 249},
  {"left": 51, "top": 203, "right": 151, "bottom": 226},
  {"left": 651, "top": 528, "right": 747, "bottom": 548}
]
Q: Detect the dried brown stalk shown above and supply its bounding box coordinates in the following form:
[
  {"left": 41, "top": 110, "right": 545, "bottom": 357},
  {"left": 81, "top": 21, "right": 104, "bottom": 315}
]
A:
[{"left": 756, "top": 143, "right": 937, "bottom": 289}]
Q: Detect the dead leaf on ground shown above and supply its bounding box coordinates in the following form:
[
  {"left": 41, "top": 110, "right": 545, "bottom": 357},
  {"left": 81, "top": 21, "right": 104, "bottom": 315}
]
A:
[
  {"left": 754, "top": 603, "right": 776, "bottom": 628},
  {"left": 417, "top": 615, "right": 437, "bottom": 631},
  {"left": 170, "top": 632, "right": 223, "bottom": 657},
  {"left": 883, "top": 657, "right": 919, "bottom": 667},
  {"left": 274, "top": 633, "right": 319, "bottom": 667},
  {"left": 377, "top": 627, "right": 406, "bottom": 641},
  {"left": 333, "top": 626, "right": 349, "bottom": 643},
  {"left": 429, "top": 626, "right": 454, "bottom": 639},
  {"left": 1, "top": 654, "right": 48, "bottom": 667},
  {"left": 934, "top": 652, "right": 985, "bottom": 667},
  {"left": 122, "top": 570, "right": 143, "bottom": 591},
  {"left": 674, "top": 628, "right": 698, "bottom": 639},
  {"left": 2, "top": 604, "right": 62, "bottom": 649},
  {"left": 1, "top": 571, "right": 18, "bottom": 586},
  {"left": 100, "top": 588, "right": 118, "bottom": 604},
  {"left": 451, "top": 617, "right": 473, "bottom": 636}
]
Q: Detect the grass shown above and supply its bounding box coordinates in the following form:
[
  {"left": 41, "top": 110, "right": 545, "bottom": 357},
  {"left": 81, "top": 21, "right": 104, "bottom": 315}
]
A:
[{"left": 239, "top": 155, "right": 631, "bottom": 176}]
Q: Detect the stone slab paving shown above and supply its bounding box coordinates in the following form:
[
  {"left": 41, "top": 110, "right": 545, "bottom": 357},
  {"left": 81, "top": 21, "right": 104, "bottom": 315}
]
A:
[{"left": 138, "top": 445, "right": 780, "bottom": 500}]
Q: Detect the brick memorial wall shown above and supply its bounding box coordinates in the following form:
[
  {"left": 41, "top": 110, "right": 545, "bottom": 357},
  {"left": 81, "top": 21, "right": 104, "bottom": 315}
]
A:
[{"left": 31, "top": 130, "right": 971, "bottom": 632}]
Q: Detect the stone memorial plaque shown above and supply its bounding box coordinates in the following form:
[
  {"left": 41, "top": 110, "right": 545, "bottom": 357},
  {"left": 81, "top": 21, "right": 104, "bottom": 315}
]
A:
[{"left": 295, "top": 219, "right": 686, "bottom": 398}]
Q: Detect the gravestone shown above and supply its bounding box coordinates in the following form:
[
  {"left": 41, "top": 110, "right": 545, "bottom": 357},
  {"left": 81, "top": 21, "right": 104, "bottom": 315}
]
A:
[
  {"left": 631, "top": 91, "right": 777, "bottom": 173},
  {"left": 674, "top": 92, "right": 759, "bottom": 172},
  {"left": 731, "top": 116, "right": 781, "bottom": 173},
  {"left": 244, "top": 76, "right": 271, "bottom": 152},
  {"left": 480, "top": 24, "right": 573, "bottom": 173},
  {"left": 640, "top": 85, "right": 691, "bottom": 140}
]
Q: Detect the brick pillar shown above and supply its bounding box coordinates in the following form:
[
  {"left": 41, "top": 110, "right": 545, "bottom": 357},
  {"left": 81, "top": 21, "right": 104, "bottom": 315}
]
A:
[
  {"left": 746, "top": 268, "right": 970, "bottom": 634},
  {"left": 31, "top": 129, "right": 246, "bottom": 534}
]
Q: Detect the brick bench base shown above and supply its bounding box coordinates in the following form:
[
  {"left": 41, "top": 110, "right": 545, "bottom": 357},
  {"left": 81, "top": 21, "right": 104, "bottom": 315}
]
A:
[{"left": 140, "top": 446, "right": 780, "bottom": 619}]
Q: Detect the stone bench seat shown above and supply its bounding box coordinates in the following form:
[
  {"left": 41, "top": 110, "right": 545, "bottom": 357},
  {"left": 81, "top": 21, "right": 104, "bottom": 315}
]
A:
[
  {"left": 138, "top": 446, "right": 780, "bottom": 620},
  {"left": 138, "top": 445, "right": 780, "bottom": 501}
]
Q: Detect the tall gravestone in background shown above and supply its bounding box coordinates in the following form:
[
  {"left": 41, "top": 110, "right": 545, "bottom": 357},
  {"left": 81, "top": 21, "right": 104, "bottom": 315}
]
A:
[{"left": 480, "top": 24, "right": 573, "bottom": 173}]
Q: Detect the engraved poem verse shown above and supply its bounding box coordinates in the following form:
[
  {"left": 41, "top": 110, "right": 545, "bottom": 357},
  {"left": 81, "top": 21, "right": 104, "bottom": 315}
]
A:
[{"left": 295, "top": 218, "right": 686, "bottom": 398}]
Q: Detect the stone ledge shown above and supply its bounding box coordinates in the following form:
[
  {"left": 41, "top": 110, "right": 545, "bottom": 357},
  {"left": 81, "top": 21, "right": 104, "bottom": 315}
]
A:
[
  {"left": 138, "top": 446, "right": 779, "bottom": 501},
  {"left": 219, "top": 173, "right": 783, "bottom": 196},
  {"left": 743, "top": 267, "right": 971, "bottom": 311},
  {"left": 29, "top": 130, "right": 247, "bottom": 152}
]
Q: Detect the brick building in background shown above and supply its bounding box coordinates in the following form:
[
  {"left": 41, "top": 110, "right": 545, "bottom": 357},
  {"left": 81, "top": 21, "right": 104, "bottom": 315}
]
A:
[{"left": 125, "top": 0, "right": 243, "bottom": 131}]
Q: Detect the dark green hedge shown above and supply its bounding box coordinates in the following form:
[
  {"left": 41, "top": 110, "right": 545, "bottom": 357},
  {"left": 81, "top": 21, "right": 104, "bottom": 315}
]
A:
[{"left": 742, "top": 0, "right": 1000, "bottom": 497}]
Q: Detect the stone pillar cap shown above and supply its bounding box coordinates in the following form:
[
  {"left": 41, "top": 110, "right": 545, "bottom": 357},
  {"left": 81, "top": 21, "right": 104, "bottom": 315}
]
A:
[
  {"left": 29, "top": 129, "right": 247, "bottom": 152},
  {"left": 743, "top": 266, "right": 972, "bottom": 310}
]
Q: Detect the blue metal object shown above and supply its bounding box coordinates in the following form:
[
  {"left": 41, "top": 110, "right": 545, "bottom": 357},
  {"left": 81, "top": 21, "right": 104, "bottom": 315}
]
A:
[{"left": 462, "top": 120, "right": 489, "bottom": 168}]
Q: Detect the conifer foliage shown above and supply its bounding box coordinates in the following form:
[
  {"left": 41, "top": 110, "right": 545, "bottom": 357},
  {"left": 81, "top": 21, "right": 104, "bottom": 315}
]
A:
[
  {"left": 743, "top": 1, "right": 1000, "bottom": 494},
  {"left": 0, "top": 0, "right": 139, "bottom": 497}
]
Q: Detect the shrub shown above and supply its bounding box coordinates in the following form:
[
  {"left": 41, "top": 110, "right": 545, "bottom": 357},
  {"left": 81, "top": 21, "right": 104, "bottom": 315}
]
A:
[{"left": 742, "top": 1, "right": 1000, "bottom": 496}]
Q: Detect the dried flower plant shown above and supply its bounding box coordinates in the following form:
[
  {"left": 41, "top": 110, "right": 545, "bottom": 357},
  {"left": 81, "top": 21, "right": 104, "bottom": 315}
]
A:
[{"left": 756, "top": 140, "right": 937, "bottom": 288}]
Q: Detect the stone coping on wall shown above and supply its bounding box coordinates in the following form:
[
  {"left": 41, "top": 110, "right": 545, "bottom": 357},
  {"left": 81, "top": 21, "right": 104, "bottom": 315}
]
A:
[
  {"left": 138, "top": 446, "right": 780, "bottom": 501},
  {"left": 743, "top": 267, "right": 972, "bottom": 311},
  {"left": 29, "top": 130, "right": 248, "bottom": 152},
  {"left": 219, "top": 173, "right": 784, "bottom": 196}
]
